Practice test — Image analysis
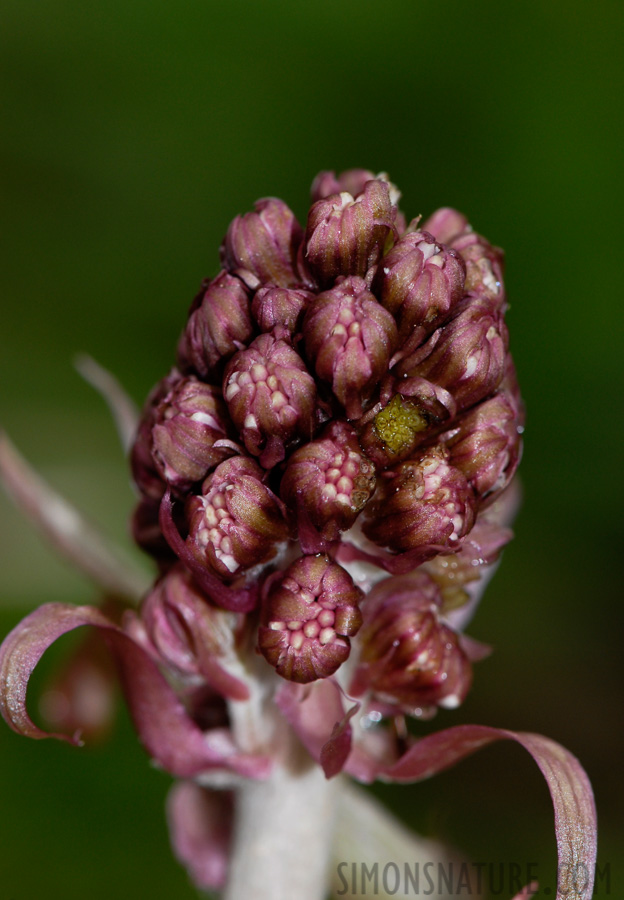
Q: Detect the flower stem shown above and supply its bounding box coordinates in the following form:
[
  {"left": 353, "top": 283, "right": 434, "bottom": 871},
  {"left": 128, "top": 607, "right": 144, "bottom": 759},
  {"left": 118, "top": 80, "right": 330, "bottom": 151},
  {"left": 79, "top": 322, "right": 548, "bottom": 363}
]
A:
[{"left": 223, "top": 734, "right": 335, "bottom": 900}]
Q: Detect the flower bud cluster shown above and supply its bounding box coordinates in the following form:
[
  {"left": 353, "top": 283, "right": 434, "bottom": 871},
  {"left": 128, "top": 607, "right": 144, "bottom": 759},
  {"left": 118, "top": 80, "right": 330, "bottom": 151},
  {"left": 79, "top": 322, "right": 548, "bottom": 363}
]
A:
[
  {"left": 1, "top": 171, "right": 597, "bottom": 900},
  {"left": 128, "top": 167, "right": 523, "bottom": 719}
]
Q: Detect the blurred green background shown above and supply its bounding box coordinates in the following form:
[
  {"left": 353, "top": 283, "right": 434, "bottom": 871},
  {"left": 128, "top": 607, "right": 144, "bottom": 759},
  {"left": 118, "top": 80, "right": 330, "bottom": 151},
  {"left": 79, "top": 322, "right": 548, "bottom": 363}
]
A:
[{"left": 1, "top": 0, "right": 622, "bottom": 896}]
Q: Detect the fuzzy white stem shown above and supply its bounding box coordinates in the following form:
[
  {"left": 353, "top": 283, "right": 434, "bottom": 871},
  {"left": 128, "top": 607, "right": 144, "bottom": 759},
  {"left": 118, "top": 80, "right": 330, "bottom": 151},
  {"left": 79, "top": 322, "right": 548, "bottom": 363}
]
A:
[{"left": 223, "top": 736, "right": 335, "bottom": 900}]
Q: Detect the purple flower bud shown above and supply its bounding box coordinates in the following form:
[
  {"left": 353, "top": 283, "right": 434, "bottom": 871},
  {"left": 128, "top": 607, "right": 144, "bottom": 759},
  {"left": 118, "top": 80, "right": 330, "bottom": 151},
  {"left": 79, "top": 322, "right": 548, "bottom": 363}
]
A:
[
  {"left": 449, "top": 230, "right": 505, "bottom": 305},
  {"left": 362, "top": 446, "right": 476, "bottom": 558},
  {"left": 251, "top": 285, "right": 313, "bottom": 335},
  {"left": 397, "top": 295, "right": 508, "bottom": 411},
  {"left": 279, "top": 421, "right": 376, "bottom": 541},
  {"left": 135, "top": 564, "right": 249, "bottom": 700},
  {"left": 421, "top": 208, "right": 505, "bottom": 304},
  {"left": 220, "top": 198, "right": 303, "bottom": 290},
  {"left": 185, "top": 457, "right": 288, "bottom": 580},
  {"left": 374, "top": 231, "right": 466, "bottom": 358},
  {"left": 304, "top": 180, "right": 397, "bottom": 288},
  {"left": 151, "top": 377, "right": 237, "bottom": 493},
  {"left": 138, "top": 566, "right": 234, "bottom": 671},
  {"left": 177, "top": 271, "right": 254, "bottom": 382},
  {"left": 311, "top": 168, "right": 378, "bottom": 202},
  {"left": 223, "top": 333, "right": 317, "bottom": 467},
  {"left": 350, "top": 571, "right": 472, "bottom": 714},
  {"left": 421, "top": 207, "right": 468, "bottom": 245},
  {"left": 131, "top": 369, "right": 182, "bottom": 500},
  {"left": 302, "top": 276, "right": 398, "bottom": 419},
  {"left": 443, "top": 389, "right": 522, "bottom": 503},
  {"left": 258, "top": 555, "right": 363, "bottom": 683}
]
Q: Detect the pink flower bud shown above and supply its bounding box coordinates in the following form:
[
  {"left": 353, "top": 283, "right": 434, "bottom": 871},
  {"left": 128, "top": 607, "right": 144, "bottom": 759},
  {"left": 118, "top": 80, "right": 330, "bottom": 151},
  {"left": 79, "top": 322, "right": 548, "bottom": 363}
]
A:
[
  {"left": 350, "top": 571, "right": 472, "bottom": 714},
  {"left": 421, "top": 207, "right": 468, "bottom": 244},
  {"left": 251, "top": 285, "right": 313, "bottom": 335},
  {"left": 131, "top": 369, "right": 182, "bottom": 500},
  {"left": 362, "top": 446, "right": 476, "bottom": 558},
  {"left": 302, "top": 276, "right": 398, "bottom": 419},
  {"left": 258, "top": 555, "right": 363, "bottom": 683},
  {"left": 185, "top": 456, "right": 288, "bottom": 580},
  {"left": 374, "top": 231, "right": 466, "bottom": 359},
  {"left": 398, "top": 295, "right": 508, "bottom": 411},
  {"left": 422, "top": 209, "right": 505, "bottom": 304},
  {"left": 279, "top": 420, "right": 376, "bottom": 541},
  {"left": 223, "top": 333, "right": 317, "bottom": 467},
  {"left": 138, "top": 566, "right": 234, "bottom": 671},
  {"left": 304, "top": 180, "right": 397, "bottom": 288},
  {"left": 177, "top": 271, "right": 254, "bottom": 382},
  {"left": 443, "top": 389, "right": 522, "bottom": 503},
  {"left": 310, "top": 168, "right": 378, "bottom": 202},
  {"left": 450, "top": 230, "right": 505, "bottom": 305},
  {"left": 135, "top": 564, "right": 248, "bottom": 700},
  {"left": 151, "top": 377, "right": 237, "bottom": 493},
  {"left": 220, "top": 198, "right": 303, "bottom": 289}
]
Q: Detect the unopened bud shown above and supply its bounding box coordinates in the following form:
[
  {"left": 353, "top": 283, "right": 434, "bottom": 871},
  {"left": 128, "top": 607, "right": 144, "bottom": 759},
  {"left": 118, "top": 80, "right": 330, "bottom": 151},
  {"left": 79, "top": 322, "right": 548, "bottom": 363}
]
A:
[
  {"left": 398, "top": 295, "right": 507, "bottom": 411},
  {"left": 421, "top": 208, "right": 505, "bottom": 304},
  {"left": 134, "top": 564, "right": 249, "bottom": 700},
  {"left": 177, "top": 271, "right": 253, "bottom": 381},
  {"left": 421, "top": 207, "right": 468, "bottom": 245},
  {"left": 185, "top": 456, "right": 288, "bottom": 580},
  {"left": 223, "top": 333, "right": 317, "bottom": 467},
  {"left": 302, "top": 276, "right": 398, "bottom": 419},
  {"left": 375, "top": 231, "right": 466, "bottom": 359},
  {"left": 138, "top": 565, "right": 240, "bottom": 677},
  {"left": 258, "top": 555, "right": 363, "bottom": 683},
  {"left": 311, "top": 168, "right": 378, "bottom": 202},
  {"left": 351, "top": 571, "right": 472, "bottom": 713},
  {"left": 220, "top": 198, "right": 303, "bottom": 289},
  {"left": 151, "top": 377, "right": 236, "bottom": 493},
  {"left": 444, "top": 390, "right": 522, "bottom": 502},
  {"left": 131, "top": 369, "right": 182, "bottom": 500},
  {"left": 362, "top": 446, "right": 476, "bottom": 558},
  {"left": 280, "top": 421, "right": 376, "bottom": 540},
  {"left": 304, "top": 180, "right": 396, "bottom": 288},
  {"left": 251, "top": 285, "right": 313, "bottom": 335},
  {"left": 450, "top": 230, "right": 505, "bottom": 305}
]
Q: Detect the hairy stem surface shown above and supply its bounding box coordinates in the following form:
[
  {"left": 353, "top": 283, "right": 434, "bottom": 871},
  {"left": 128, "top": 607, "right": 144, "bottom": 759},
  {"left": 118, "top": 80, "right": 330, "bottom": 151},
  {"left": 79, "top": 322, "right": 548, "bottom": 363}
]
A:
[{"left": 223, "top": 735, "right": 335, "bottom": 900}]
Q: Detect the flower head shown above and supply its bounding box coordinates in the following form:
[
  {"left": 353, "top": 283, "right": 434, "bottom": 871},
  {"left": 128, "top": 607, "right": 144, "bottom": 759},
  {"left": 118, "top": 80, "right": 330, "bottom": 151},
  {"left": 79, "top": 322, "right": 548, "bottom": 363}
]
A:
[{"left": 0, "top": 170, "right": 597, "bottom": 900}]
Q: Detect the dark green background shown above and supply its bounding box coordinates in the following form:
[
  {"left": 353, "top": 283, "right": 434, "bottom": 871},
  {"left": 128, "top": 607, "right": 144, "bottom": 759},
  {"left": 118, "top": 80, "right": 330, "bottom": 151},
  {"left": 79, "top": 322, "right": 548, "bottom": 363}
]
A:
[{"left": 1, "top": 1, "right": 622, "bottom": 896}]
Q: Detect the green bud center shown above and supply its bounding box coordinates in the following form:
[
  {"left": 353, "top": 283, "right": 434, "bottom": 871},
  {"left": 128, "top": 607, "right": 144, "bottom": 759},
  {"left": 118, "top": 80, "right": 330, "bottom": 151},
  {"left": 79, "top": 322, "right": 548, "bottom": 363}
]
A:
[{"left": 373, "top": 395, "right": 428, "bottom": 456}]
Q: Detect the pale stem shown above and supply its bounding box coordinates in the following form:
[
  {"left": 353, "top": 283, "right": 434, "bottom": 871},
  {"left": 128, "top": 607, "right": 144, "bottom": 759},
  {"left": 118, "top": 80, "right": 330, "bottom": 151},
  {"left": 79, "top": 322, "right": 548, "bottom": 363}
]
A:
[{"left": 223, "top": 732, "right": 336, "bottom": 900}]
